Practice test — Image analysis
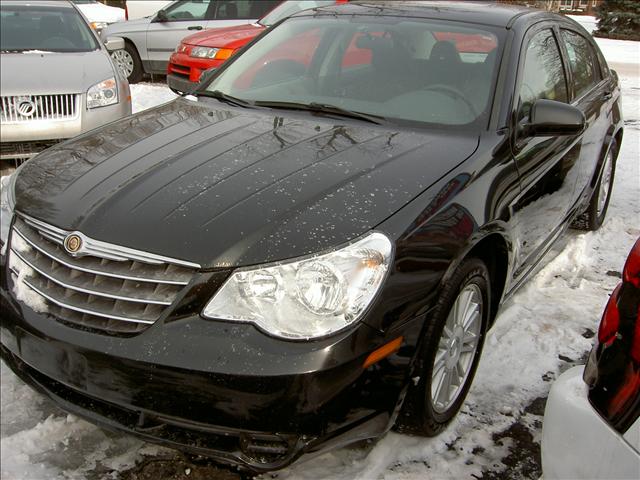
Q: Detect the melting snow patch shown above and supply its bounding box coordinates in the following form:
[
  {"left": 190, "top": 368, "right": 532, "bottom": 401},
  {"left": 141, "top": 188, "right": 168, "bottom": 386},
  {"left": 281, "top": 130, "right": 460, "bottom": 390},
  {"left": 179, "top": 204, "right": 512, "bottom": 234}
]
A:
[{"left": 9, "top": 253, "right": 48, "bottom": 314}]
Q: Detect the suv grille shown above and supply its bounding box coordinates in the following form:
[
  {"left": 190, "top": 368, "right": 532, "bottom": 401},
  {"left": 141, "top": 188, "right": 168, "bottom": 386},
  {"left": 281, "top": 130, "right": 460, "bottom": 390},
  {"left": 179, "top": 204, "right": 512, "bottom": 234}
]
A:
[
  {"left": 8, "top": 215, "right": 199, "bottom": 335},
  {"left": 1, "top": 94, "right": 79, "bottom": 123}
]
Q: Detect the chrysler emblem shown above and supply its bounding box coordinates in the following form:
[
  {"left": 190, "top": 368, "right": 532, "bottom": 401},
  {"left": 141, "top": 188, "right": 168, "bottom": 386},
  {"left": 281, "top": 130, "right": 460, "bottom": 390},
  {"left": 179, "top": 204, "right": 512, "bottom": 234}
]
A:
[
  {"left": 64, "top": 233, "right": 83, "bottom": 255},
  {"left": 17, "top": 98, "right": 37, "bottom": 118}
]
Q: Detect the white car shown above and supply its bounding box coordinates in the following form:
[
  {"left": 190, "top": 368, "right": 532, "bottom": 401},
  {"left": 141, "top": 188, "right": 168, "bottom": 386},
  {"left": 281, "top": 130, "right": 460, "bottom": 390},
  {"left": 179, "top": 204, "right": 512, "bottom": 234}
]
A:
[
  {"left": 72, "top": 0, "right": 125, "bottom": 35},
  {"left": 542, "top": 238, "right": 640, "bottom": 479},
  {"left": 125, "top": 1, "right": 172, "bottom": 20}
]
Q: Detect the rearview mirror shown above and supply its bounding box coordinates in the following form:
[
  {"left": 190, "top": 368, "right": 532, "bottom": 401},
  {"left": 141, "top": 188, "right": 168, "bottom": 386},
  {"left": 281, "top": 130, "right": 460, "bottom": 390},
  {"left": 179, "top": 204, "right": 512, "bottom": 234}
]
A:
[
  {"left": 155, "top": 9, "right": 169, "bottom": 22},
  {"left": 526, "top": 99, "right": 586, "bottom": 137},
  {"left": 104, "top": 36, "right": 125, "bottom": 52}
]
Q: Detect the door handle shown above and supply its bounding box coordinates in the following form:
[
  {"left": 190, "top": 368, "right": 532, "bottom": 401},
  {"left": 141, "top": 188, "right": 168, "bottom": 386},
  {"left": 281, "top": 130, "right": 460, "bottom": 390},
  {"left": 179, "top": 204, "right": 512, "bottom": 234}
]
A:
[
  {"left": 602, "top": 91, "right": 612, "bottom": 100},
  {"left": 188, "top": 26, "right": 203, "bottom": 30}
]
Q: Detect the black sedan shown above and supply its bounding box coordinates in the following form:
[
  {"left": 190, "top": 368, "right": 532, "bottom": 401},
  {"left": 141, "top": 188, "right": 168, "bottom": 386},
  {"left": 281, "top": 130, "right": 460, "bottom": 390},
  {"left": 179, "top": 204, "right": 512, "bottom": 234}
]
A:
[{"left": 0, "top": 1, "right": 624, "bottom": 473}]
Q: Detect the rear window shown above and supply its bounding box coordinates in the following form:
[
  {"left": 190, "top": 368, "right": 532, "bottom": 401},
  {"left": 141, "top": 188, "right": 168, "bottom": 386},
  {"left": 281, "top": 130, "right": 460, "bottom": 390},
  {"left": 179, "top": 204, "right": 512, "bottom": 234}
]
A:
[{"left": 0, "top": 4, "right": 99, "bottom": 53}]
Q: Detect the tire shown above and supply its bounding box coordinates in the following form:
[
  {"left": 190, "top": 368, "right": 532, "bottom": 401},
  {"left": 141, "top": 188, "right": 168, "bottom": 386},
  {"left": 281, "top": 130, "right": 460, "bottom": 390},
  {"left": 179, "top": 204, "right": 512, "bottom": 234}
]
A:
[
  {"left": 396, "top": 258, "right": 490, "bottom": 436},
  {"left": 111, "top": 41, "right": 144, "bottom": 84},
  {"left": 571, "top": 139, "right": 617, "bottom": 231}
]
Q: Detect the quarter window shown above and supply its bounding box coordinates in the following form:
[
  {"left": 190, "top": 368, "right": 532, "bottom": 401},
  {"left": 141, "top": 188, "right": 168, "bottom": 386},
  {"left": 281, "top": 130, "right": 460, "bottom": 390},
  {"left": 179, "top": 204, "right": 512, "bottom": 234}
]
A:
[
  {"left": 561, "top": 30, "right": 601, "bottom": 99},
  {"left": 518, "top": 29, "right": 568, "bottom": 121},
  {"left": 215, "top": 1, "right": 279, "bottom": 20}
]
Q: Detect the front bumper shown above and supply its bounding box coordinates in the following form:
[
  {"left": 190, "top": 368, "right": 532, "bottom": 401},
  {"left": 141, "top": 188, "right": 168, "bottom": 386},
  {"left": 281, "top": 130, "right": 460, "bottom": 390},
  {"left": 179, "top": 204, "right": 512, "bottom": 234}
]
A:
[
  {"left": 168, "top": 52, "right": 223, "bottom": 85},
  {"left": 541, "top": 366, "right": 640, "bottom": 480},
  {"left": 167, "top": 74, "right": 198, "bottom": 95},
  {"left": 0, "top": 265, "right": 418, "bottom": 471}
]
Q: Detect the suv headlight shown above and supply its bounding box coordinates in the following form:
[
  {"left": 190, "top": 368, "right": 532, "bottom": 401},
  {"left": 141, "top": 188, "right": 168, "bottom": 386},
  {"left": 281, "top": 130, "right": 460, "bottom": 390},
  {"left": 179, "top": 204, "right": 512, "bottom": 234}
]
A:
[
  {"left": 191, "top": 46, "right": 219, "bottom": 59},
  {"left": 203, "top": 232, "right": 393, "bottom": 339},
  {"left": 1, "top": 173, "right": 17, "bottom": 255},
  {"left": 87, "top": 77, "right": 118, "bottom": 109}
]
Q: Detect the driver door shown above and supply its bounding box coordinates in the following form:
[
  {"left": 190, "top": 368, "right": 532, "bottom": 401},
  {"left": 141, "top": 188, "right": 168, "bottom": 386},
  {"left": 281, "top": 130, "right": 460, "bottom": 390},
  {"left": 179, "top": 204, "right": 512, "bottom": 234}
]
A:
[{"left": 145, "top": 0, "right": 215, "bottom": 72}]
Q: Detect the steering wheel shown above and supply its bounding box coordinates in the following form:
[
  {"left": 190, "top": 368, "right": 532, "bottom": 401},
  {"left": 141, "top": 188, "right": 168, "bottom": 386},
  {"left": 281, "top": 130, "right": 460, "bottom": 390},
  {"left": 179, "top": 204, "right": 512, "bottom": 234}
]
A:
[{"left": 422, "top": 84, "right": 478, "bottom": 117}]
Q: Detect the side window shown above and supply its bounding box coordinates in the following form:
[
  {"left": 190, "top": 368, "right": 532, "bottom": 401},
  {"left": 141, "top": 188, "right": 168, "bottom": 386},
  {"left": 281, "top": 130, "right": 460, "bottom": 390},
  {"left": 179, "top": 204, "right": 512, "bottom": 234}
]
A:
[
  {"left": 561, "top": 30, "right": 602, "bottom": 99},
  {"left": 249, "top": 0, "right": 280, "bottom": 18},
  {"left": 518, "top": 29, "right": 568, "bottom": 122},
  {"left": 165, "top": 0, "right": 211, "bottom": 21},
  {"left": 215, "top": 1, "right": 277, "bottom": 20}
]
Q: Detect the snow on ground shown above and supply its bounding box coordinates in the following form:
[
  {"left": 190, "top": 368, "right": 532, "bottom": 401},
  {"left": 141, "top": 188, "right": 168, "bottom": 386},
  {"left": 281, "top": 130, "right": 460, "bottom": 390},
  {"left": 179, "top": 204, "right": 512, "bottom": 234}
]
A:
[
  {"left": 130, "top": 83, "right": 176, "bottom": 114},
  {"left": 567, "top": 14, "right": 597, "bottom": 34},
  {"left": 1, "top": 34, "right": 639, "bottom": 480}
]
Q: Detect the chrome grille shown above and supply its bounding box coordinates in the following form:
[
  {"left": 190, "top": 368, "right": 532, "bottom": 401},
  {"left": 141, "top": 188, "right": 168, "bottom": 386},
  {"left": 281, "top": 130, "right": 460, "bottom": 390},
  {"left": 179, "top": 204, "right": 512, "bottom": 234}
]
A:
[
  {"left": 1, "top": 94, "right": 79, "bottom": 123},
  {"left": 8, "top": 215, "right": 200, "bottom": 334}
]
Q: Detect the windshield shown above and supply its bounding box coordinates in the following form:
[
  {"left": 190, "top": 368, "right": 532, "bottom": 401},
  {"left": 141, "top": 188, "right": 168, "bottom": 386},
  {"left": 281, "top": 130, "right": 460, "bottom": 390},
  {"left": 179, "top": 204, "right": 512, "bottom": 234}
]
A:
[
  {"left": 0, "top": 4, "right": 99, "bottom": 53},
  {"left": 206, "top": 15, "right": 502, "bottom": 127},
  {"left": 259, "top": 1, "right": 336, "bottom": 27}
]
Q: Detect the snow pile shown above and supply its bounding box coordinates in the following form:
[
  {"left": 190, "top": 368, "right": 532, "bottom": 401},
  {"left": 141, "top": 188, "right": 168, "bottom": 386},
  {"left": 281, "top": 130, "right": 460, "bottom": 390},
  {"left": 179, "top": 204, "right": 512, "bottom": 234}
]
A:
[
  {"left": 1, "top": 39, "right": 639, "bottom": 480},
  {"left": 130, "top": 83, "right": 177, "bottom": 114},
  {"left": 8, "top": 238, "right": 48, "bottom": 314}
]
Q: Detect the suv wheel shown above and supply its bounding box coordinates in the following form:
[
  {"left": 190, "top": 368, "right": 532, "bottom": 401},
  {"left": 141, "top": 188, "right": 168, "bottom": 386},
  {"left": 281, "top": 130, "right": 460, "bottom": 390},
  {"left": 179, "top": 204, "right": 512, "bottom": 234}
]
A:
[{"left": 111, "top": 42, "right": 143, "bottom": 83}]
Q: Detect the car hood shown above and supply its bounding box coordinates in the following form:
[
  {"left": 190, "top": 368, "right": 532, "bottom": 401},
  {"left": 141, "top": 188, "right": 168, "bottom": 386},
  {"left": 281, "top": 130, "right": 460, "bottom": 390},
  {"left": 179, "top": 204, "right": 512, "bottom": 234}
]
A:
[
  {"left": 0, "top": 50, "right": 114, "bottom": 96},
  {"left": 15, "top": 97, "right": 479, "bottom": 268},
  {"left": 77, "top": 3, "right": 125, "bottom": 23},
  {"left": 183, "top": 24, "right": 264, "bottom": 49},
  {"left": 102, "top": 17, "right": 149, "bottom": 37}
]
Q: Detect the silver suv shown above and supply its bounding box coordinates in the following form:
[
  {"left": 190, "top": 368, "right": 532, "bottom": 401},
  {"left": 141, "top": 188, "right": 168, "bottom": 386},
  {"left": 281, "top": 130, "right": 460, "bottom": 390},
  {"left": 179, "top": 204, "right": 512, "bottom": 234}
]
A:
[
  {"left": 0, "top": 0, "right": 131, "bottom": 169},
  {"left": 102, "top": 0, "right": 279, "bottom": 82}
]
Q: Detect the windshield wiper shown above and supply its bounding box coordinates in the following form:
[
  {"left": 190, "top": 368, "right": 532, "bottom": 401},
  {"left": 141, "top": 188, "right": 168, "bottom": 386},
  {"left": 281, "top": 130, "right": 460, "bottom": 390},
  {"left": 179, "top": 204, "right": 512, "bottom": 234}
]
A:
[
  {"left": 196, "top": 90, "right": 253, "bottom": 108},
  {"left": 253, "top": 101, "right": 385, "bottom": 125}
]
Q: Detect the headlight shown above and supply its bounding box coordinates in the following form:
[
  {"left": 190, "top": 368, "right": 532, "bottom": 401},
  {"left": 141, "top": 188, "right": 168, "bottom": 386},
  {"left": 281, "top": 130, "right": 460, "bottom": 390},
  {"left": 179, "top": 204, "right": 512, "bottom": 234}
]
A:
[
  {"left": 203, "top": 232, "right": 392, "bottom": 339},
  {"left": 90, "top": 21, "right": 109, "bottom": 34},
  {"left": 191, "top": 46, "right": 219, "bottom": 59},
  {"left": 0, "top": 173, "right": 17, "bottom": 255},
  {"left": 87, "top": 77, "right": 118, "bottom": 109}
]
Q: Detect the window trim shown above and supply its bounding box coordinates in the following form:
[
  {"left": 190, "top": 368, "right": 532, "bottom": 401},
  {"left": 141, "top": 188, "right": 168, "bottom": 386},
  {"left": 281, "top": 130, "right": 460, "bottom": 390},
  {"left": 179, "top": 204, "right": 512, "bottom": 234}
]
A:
[{"left": 558, "top": 27, "right": 606, "bottom": 103}]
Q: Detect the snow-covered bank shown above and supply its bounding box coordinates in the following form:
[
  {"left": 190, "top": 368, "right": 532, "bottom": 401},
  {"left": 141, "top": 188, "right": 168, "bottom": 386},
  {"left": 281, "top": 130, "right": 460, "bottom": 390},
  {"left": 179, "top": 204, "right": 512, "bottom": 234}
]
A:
[{"left": 1, "top": 38, "right": 639, "bottom": 480}]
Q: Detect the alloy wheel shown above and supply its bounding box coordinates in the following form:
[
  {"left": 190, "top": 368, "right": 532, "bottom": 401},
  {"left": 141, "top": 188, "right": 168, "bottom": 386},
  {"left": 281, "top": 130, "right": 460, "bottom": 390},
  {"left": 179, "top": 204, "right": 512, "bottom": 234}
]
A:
[
  {"left": 111, "top": 49, "right": 134, "bottom": 79},
  {"left": 430, "top": 283, "right": 483, "bottom": 414}
]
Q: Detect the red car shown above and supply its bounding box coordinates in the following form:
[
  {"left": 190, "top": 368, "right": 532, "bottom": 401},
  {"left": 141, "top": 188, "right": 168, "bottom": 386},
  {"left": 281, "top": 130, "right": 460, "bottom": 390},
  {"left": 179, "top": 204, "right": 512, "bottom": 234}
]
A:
[{"left": 167, "top": 0, "right": 345, "bottom": 93}]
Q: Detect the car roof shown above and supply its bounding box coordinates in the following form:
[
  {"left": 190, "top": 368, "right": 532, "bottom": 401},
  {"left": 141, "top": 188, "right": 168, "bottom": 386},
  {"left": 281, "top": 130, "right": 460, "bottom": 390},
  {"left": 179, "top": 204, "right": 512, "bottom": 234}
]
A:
[{"left": 292, "top": 1, "right": 545, "bottom": 29}]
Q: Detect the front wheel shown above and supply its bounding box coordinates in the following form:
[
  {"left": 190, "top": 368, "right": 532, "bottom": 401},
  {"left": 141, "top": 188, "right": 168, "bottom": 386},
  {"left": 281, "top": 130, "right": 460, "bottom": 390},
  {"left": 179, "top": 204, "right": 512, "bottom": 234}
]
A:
[
  {"left": 396, "top": 258, "right": 490, "bottom": 436},
  {"left": 111, "top": 42, "right": 144, "bottom": 83}
]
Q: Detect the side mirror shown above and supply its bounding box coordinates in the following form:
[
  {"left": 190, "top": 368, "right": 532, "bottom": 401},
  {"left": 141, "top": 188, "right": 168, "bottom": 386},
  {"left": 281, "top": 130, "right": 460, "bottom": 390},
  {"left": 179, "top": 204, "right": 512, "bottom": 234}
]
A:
[
  {"left": 104, "top": 36, "right": 125, "bottom": 52},
  {"left": 526, "top": 99, "right": 586, "bottom": 137},
  {"left": 155, "top": 9, "right": 169, "bottom": 22}
]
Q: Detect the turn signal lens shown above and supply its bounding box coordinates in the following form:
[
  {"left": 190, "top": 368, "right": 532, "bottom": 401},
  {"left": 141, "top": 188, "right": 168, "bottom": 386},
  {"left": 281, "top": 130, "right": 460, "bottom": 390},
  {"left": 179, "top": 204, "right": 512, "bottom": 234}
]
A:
[
  {"left": 215, "top": 48, "right": 234, "bottom": 60},
  {"left": 363, "top": 337, "right": 403, "bottom": 368}
]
